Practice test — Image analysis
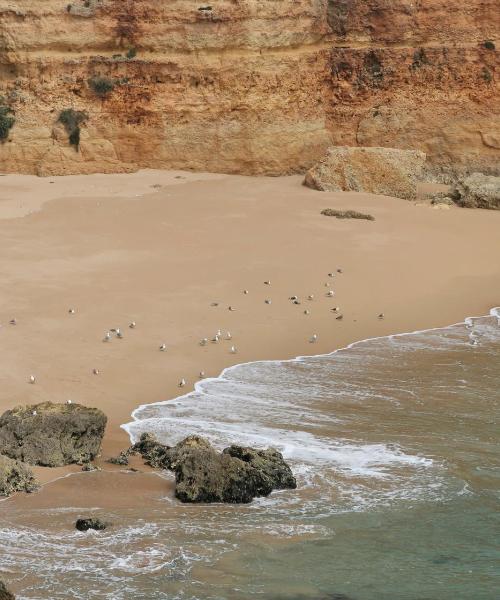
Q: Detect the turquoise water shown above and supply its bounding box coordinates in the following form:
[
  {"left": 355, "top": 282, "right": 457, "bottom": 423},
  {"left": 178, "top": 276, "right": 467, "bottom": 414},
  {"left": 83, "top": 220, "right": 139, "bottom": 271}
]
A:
[{"left": 1, "top": 310, "right": 499, "bottom": 599}]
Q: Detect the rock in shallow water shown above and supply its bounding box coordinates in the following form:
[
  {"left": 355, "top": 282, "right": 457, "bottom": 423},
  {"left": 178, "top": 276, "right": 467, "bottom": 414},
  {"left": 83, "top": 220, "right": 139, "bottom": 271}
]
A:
[
  {"left": 123, "top": 433, "right": 297, "bottom": 503},
  {"left": 0, "top": 402, "right": 107, "bottom": 467},
  {"left": 0, "top": 580, "right": 15, "bottom": 600},
  {"left": 75, "top": 518, "right": 109, "bottom": 532},
  {"left": 0, "top": 454, "right": 39, "bottom": 497}
]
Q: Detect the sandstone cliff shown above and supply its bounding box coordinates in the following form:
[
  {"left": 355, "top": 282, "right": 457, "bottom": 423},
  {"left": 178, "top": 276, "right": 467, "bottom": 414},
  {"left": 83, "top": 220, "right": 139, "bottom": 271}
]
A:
[{"left": 0, "top": 0, "right": 498, "bottom": 177}]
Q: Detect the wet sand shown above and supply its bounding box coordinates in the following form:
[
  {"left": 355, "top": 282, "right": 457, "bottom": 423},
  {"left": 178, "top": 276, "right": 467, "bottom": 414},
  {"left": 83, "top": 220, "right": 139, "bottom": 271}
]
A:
[{"left": 0, "top": 169, "right": 499, "bottom": 510}]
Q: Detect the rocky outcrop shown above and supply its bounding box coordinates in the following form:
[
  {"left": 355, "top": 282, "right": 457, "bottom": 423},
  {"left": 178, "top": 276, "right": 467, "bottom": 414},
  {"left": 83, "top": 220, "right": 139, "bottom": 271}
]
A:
[
  {"left": 451, "top": 173, "right": 500, "bottom": 209},
  {"left": 0, "top": 402, "right": 107, "bottom": 467},
  {"left": 120, "top": 433, "right": 296, "bottom": 503},
  {"left": 0, "top": 580, "right": 15, "bottom": 600},
  {"left": 75, "top": 518, "right": 109, "bottom": 532},
  {"left": 304, "top": 146, "right": 426, "bottom": 200},
  {"left": 0, "top": 1, "right": 497, "bottom": 177},
  {"left": 0, "top": 454, "right": 38, "bottom": 496}
]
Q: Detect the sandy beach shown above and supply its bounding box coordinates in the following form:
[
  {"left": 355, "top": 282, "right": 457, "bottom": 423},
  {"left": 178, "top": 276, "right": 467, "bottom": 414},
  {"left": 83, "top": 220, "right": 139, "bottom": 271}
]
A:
[{"left": 1, "top": 169, "right": 499, "bottom": 509}]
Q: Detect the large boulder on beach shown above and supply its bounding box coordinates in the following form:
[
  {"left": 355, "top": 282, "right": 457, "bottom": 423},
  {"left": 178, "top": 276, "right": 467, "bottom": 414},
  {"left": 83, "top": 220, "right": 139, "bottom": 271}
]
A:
[
  {"left": 0, "top": 402, "right": 107, "bottom": 467},
  {"left": 0, "top": 454, "right": 39, "bottom": 497},
  {"left": 304, "top": 146, "right": 426, "bottom": 200},
  {"left": 450, "top": 172, "right": 500, "bottom": 209},
  {"left": 0, "top": 580, "right": 15, "bottom": 600},
  {"left": 122, "top": 433, "right": 297, "bottom": 503}
]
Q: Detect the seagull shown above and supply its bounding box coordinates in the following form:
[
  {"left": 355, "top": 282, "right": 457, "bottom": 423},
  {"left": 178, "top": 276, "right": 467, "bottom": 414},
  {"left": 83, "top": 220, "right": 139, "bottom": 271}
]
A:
[
  {"left": 225, "top": 331, "right": 232, "bottom": 340},
  {"left": 216, "top": 329, "right": 222, "bottom": 337},
  {"left": 67, "top": 399, "right": 72, "bottom": 404},
  {"left": 199, "top": 371, "right": 205, "bottom": 378},
  {"left": 200, "top": 338, "right": 208, "bottom": 346},
  {"left": 290, "top": 296, "right": 298, "bottom": 301},
  {"left": 324, "top": 283, "right": 330, "bottom": 288},
  {"left": 179, "top": 378, "right": 186, "bottom": 387},
  {"left": 159, "top": 343, "right": 167, "bottom": 351},
  {"left": 129, "top": 321, "right": 136, "bottom": 329},
  {"left": 116, "top": 330, "right": 124, "bottom": 339},
  {"left": 378, "top": 313, "right": 385, "bottom": 319},
  {"left": 337, "top": 268, "right": 343, "bottom": 273},
  {"left": 93, "top": 368, "right": 99, "bottom": 375},
  {"left": 211, "top": 335, "right": 220, "bottom": 343},
  {"left": 32, "top": 410, "right": 37, "bottom": 416},
  {"left": 264, "top": 280, "right": 271, "bottom": 285},
  {"left": 243, "top": 290, "right": 249, "bottom": 295},
  {"left": 310, "top": 334, "right": 318, "bottom": 343},
  {"left": 336, "top": 314, "right": 344, "bottom": 321},
  {"left": 9, "top": 318, "right": 16, "bottom": 325},
  {"left": 293, "top": 300, "right": 301, "bottom": 305},
  {"left": 228, "top": 306, "right": 236, "bottom": 311},
  {"left": 304, "top": 309, "right": 310, "bottom": 315},
  {"left": 265, "top": 299, "right": 272, "bottom": 305},
  {"left": 230, "top": 345, "right": 237, "bottom": 353},
  {"left": 68, "top": 308, "right": 75, "bottom": 314},
  {"left": 326, "top": 291, "right": 335, "bottom": 297},
  {"left": 308, "top": 295, "right": 314, "bottom": 301},
  {"left": 29, "top": 375, "right": 36, "bottom": 384},
  {"left": 103, "top": 332, "right": 112, "bottom": 342},
  {"left": 211, "top": 302, "right": 219, "bottom": 307},
  {"left": 328, "top": 273, "right": 335, "bottom": 278},
  {"left": 470, "top": 338, "right": 479, "bottom": 346},
  {"left": 331, "top": 307, "right": 340, "bottom": 313}
]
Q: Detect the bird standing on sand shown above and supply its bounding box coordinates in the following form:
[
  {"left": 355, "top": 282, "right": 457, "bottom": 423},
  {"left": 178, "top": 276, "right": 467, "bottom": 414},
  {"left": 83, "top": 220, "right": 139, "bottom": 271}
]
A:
[
  {"left": 179, "top": 378, "right": 186, "bottom": 387},
  {"left": 129, "top": 321, "right": 136, "bottom": 329},
  {"left": 93, "top": 368, "right": 99, "bottom": 375},
  {"left": 337, "top": 268, "right": 343, "bottom": 273},
  {"left": 228, "top": 306, "right": 236, "bottom": 311},
  {"left": 159, "top": 343, "right": 167, "bottom": 351},
  {"left": 264, "top": 280, "right": 271, "bottom": 285},
  {"left": 29, "top": 375, "right": 36, "bottom": 384},
  {"left": 290, "top": 296, "right": 298, "bottom": 301},
  {"left": 211, "top": 335, "right": 220, "bottom": 343},
  {"left": 32, "top": 410, "right": 37, "bottom": 416},
  {"left": 265, "top": 299, "right": 272, "bottom": 305},
  {"left": 230, "top": 345, "right": 237, "bottom": 353},
  {"left": 308, "top": 295, "right": 314, "bottom": 301},
  {"left": 225, "top": 331, "right": 232, "bottom": 340},
  {"left": 103, "top": 332, "right": 111, "bottom": 342},
  {"left": 378, "top": 313, "right": 385, "bottom": 319},
  {"left": 9, "top": 318, "right": 16, "bottom": 325},
  {"left": 67, "top": 399, "right": 72, "bottom": 404},
  {"left": 326, "top": 291, "right": 335, "bottom": 297},
  {"left": 304, "top": 309, "right": 310, "bottom": 315},
  {"left": 68, "top": 308, "right": 75, "bottom": 314},
  {"left": 243, "top": 290, "right": 249, "bottom": 295},
  {"left": 116, "top": 330, "right": 124, "bottom": 339},
  {"left": 199, "top": 371, "right": 205, "bottom": 378},
  {"left": 200, "top": 338, "right": 208, "bottom": 346},
  {"left": 331, "top": 307, "right": 340, "bottom": 313},
  {"left": 336, "top": 314, "right": 344, "bottom": 321},
  {"left": 470, "top": 338, "right": 479, "bottom": 347},
  {"left": 293, "top": 299, "right": 301, "bottom": 305},
  {"left": 328, "top": 273, "right": 335, "bottom": 278},
  {"left": 310, "top": 334, "right": 318, "bottom": 343}
]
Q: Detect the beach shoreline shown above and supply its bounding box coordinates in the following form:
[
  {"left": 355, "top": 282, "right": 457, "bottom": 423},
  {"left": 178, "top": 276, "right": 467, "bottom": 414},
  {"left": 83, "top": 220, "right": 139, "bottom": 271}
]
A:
[{"left": 1, "top": 169, "right": 499, "bottom": 510}]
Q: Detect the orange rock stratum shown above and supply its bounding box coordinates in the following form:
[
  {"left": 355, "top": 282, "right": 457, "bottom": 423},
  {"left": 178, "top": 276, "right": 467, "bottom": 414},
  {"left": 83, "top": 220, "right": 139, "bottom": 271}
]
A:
[{"left": 0, "top": 0, "right": 498, "bottom": 176}]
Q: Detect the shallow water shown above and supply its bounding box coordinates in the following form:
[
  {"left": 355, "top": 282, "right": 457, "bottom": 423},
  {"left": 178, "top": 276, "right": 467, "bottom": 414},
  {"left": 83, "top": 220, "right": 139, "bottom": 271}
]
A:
[{"left": 1, "top": 310, "right": 499, "bottom": 599}]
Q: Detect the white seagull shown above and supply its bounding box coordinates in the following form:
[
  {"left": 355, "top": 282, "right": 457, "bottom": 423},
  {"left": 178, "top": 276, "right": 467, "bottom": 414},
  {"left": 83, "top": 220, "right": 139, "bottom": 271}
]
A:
[
  {"left": 225, "top": 331, "right": 232, "bottom": 340},
  {"left": 103, "top": 332, "right": 112, "bottom": 342},
  {"left": 200, "top": 338, "right": 208, "bottom": 346},
  {"left": 304, "top": 309, "right": 310, "bottom": 315},
  {"left": 67, "top": 399, "right": 72, "bottom": 404},
  {"left": 9, "top": 318, "right": 16, "bottom": 325},
  {"left": 159, "top": 343, "right": 167, "bottom": 351},
  {"left": 93, "top": 368, "right": 99, "bottom": 375},
  {"left": 308, "top": 295, "right": 314, "bottom": 301},
  {"left": 326, "top": 291, "right": 335, "bottom": 297},
  {"left": 264, "top": 280, "right": 271, "bottom": 285},
  {"left": 243, "top": 290, "right": 249, "bottom": 295},
  {"left": 378, "top": 313, "right": 385, "bottom": 319},
  {"left": 129, "top": 321, "right": 136, "bottom": 329},
  {"left": 179, "top": 378, "right": 186, "bottom": 387},
  {"left": 310, "top": 334, "right": 318, "bottom": 343},
  {"left": 211, "top": 335, "right": 220, "bottom": 343},
  {"left": 230, "top": 345, "right": 237, "bottom": 353},
  {"left": 199, "top": 371, "right": 205, "bottom": 378},
  {"left": 68, "top": 308, "right": 75, "bottom": 314},
  {"left": 29, "top": 375, "right": 36, "bottom": 384},
  {"left": 265, "top": 299, "right": 272, "bottom": 305}
]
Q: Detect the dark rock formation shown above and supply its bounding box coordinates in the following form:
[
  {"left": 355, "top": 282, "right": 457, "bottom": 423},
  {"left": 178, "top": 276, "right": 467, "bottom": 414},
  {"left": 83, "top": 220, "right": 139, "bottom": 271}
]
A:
[
  {"left": 451, "top": 173, "right": 500, "bottom": 209},
  {"left": 121, "top": 433, "right": 296, "bottom": 504},
  {"left": 75, "top": 518, "right": 109, "bottom": 532},
  {"left": 0, "top": 454, "right": 39, "bottom": 497},
  {"left": 0, "top": 580, "right": 15, "bottom": 600},
  {"left": 0, "top": 402, "right": 107, "bottom": 467}
]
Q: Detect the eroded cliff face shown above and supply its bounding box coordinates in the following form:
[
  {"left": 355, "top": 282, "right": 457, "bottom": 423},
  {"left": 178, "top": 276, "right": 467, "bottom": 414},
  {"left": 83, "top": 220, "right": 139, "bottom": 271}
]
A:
[{"left": 0, "top": 0, "right": 498, "bottom": 176}]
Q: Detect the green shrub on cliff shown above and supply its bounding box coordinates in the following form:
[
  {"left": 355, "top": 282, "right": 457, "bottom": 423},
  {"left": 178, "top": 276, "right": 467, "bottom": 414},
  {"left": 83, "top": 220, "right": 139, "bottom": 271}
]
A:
[
  {"left": 89, "top": 76, "right": 115, "bottom": 97},
  {"left": 58, "top": 108, "right": 88, "bottom": 151},
  {"left": 0, "top": 98, "right": 15, "bottom": 142}
]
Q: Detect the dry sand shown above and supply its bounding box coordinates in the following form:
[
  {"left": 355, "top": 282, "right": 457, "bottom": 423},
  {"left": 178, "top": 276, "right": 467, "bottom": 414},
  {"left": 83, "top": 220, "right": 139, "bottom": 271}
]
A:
[{"left": 0, "top": 170, "right": 499, "bottom": 510}]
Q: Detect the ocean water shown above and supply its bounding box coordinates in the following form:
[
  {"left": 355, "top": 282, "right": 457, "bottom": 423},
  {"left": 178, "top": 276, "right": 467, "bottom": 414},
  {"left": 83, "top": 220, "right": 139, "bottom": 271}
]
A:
[{"left": 1, "top": 309, "right": 499, "bottom": 600}]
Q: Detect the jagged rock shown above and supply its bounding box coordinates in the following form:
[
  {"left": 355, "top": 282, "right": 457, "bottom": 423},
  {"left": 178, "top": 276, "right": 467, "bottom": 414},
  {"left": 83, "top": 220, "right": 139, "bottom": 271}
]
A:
[
  {"left": 81, "top": 463, "right": 101, "bottom": 472},
  {"left": 0, "top": 579, "right": 15, "bottom": 600},
  {"left": 75, "top": 518, "right": 109, "bottom": 532},
  {"left": 304, "top": 146, "right": 426, "bottom": 200},
  {"left": 451, "top": 173, "right": 500, "bottom": 209},
  {"left": 429, "top": 192, "right": 454, "bottom": 205},
  {"left": 223, "top": 445, "right": 297, "bottom": 491},
  {"left": 0, "top": 402, "right": 107, "bottom": 467},
  {"left": 0, "top": 454, "right": 39, "bottom": 497},
  {"left": 129, "top": 432, "right": 173, "bottom": 469}
]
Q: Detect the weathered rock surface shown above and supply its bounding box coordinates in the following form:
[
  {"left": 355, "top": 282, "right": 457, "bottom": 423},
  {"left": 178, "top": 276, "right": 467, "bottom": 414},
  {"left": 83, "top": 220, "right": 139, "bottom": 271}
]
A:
[
  {"left": 75, "top": 518, "right": 109, "bottom": 532},
  {"left": 121, "top": 433, "right": 296, "bottom": 503},
  {"left": 0, "top": 454, "right": 38, "bottom": 496},
  {"left": 451, "top": 173, "right": 500, "bottom": 209},
  {"left": 0, "top": 402, "right": 107, "bottom": 467},
  {"left": 0, "top": 1, "right": 497, "bottom": 177},
  {"left": 304, "top": 146, "right": 426, "bottom": 200},
  {"left": 0, "top": 580, "right": 15, "bottom": 600}
]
